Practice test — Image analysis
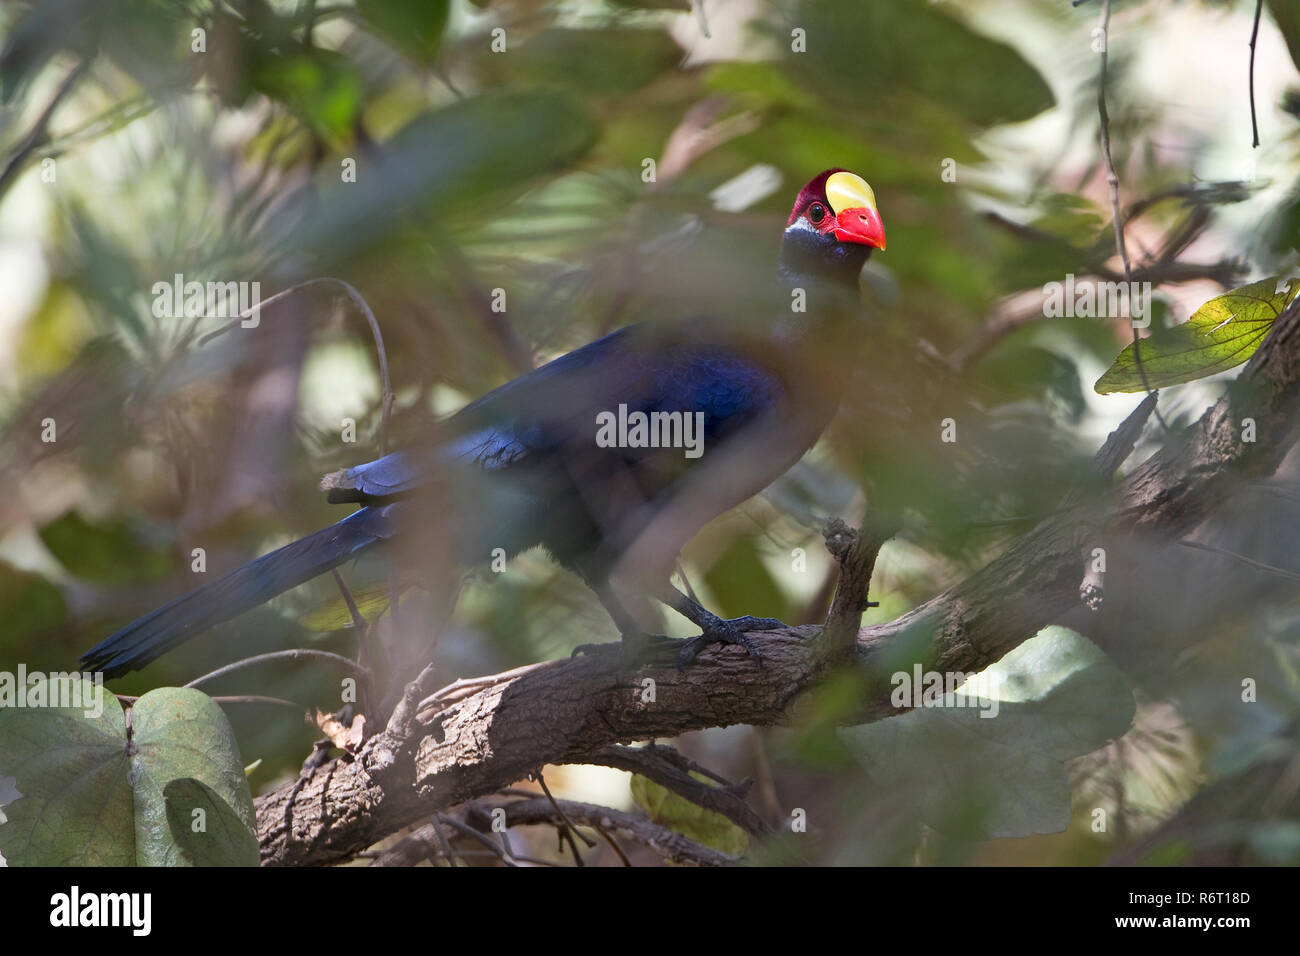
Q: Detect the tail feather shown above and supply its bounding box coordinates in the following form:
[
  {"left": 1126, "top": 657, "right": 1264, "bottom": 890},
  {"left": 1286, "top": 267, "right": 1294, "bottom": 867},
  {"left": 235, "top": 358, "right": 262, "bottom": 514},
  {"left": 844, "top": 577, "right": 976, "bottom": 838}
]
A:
[{"left": 81, "top": 506, "right": 394, "bottom": 678}]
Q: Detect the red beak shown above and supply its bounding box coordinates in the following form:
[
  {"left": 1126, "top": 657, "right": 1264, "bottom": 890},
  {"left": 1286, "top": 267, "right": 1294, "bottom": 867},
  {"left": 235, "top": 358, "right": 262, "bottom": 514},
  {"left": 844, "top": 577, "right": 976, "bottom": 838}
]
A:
[{"left": 834, "top": 205, "right": 886, "bottom": 250}]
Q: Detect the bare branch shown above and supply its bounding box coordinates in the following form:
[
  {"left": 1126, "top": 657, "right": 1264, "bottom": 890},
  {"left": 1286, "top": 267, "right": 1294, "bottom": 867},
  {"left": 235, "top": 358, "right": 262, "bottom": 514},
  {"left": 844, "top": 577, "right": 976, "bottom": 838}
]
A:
[{"left": 183, "top": 648, "right": 371, "bottom": 689}]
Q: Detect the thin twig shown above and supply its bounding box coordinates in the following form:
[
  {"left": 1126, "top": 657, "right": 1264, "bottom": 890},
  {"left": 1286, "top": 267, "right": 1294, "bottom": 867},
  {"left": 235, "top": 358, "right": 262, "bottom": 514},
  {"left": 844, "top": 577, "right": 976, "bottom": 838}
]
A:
[
  {"left": 1242, "top": 481, "right": 1300, "bottom": 506},
  {"left": 1249, "top": 0, "right": 1264, "bottom": 148},
  {"left": 418, "top": 660, "right": 550, "bottom": 711},
  {"left": 1178, "top": 538, "right": 1300, "bottom": 582},
  {"left": 691, "top": 0, "right": 711, "bottom": 39},
  {"left": 330, "top": 569, "right": 369, "bottom": 633},
  {"left": 487, "top": 796, "right": 741, "bottom": 866},
  {"left": 197, "top": 277, "right": 394, "bottom": 454},
  {"left": 1096, "top": 0, "right": 1170, "bottom": 433},
  {"left": 592, "top": 823, "right": 633, "bottom": 867},
  {"left": 330, "top": 568, "right": 379, "bottom": 715},
  {"left": 209, "top": 694, "right": 303, "bottom": 709},
  {"left": 435, "top": 813, "right": 522, "bottom": 866},
  {"left": 557, "top": 826, "right": 585, "bottom": 866},
  {"left": 183, "top": 649, "right": 371, "bottom": 689},
  {"left": 533, "top": 771, "right": 597, "bottom": 848},
  {"left": 431, "top": 817, "right": 459, "bottom": 867},
  {"left": 674, "top": 558, "right": 701, "bottom": 605}
]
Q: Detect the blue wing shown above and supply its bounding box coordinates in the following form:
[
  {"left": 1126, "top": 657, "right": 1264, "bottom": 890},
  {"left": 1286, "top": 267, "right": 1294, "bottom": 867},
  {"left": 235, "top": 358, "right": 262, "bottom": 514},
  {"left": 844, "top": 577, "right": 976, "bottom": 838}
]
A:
[{"left": 323, "top": 321, "right": 790, "bottom": 501}]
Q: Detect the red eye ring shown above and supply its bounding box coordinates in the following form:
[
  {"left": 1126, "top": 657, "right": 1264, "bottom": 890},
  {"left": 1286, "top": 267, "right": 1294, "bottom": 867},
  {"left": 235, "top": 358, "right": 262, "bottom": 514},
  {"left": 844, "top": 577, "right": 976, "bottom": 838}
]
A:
[{"left": 808, "top": 202, "right": 826, "bottom": 224}]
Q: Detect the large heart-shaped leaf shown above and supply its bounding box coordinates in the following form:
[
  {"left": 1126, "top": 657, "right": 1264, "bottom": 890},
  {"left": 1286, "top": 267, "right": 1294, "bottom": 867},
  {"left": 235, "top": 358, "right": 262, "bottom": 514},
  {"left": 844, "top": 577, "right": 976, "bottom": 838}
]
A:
[{"left": 0, "top": 683, "right": 257, "bottom": 866}]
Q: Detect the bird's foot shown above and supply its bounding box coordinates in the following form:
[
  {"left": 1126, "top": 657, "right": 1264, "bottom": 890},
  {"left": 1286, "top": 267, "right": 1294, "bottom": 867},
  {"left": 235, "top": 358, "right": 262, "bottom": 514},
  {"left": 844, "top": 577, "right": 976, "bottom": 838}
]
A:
[{"left": 677, "top": 616, "right": 787, "bottom": 668}]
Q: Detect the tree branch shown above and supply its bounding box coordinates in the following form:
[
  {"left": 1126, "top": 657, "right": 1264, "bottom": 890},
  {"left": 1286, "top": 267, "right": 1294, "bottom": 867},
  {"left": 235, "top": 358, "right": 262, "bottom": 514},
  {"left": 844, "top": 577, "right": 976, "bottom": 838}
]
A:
[{"left": 253, "top": 301, "right": 1300, "bottom": 866}]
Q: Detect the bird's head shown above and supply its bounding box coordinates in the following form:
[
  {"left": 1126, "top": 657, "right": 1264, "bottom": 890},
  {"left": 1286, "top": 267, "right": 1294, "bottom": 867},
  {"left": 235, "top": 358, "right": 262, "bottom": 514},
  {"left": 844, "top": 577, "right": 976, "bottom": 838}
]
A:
[{"left": 779, "top": 168, "right": 885, "bottom": 287}]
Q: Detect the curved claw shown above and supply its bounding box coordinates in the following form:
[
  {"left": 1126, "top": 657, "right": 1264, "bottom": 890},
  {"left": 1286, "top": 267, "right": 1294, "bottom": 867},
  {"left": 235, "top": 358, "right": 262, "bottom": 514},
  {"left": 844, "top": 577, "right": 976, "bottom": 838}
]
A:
[{"left": 678, "top": 617, "right": 778, "bottom": 668}]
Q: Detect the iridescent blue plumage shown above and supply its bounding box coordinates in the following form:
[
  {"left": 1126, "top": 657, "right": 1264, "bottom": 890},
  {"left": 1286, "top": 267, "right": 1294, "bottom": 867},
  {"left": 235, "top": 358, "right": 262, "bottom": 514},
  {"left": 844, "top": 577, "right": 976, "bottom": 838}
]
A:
[{"left": 81, "top": 169, "right": 881, "bottom": 676}]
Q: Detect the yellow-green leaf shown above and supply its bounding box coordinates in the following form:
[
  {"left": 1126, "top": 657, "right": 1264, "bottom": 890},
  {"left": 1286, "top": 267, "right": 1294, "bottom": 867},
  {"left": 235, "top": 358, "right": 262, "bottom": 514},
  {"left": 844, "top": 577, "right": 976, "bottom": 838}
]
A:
[
  {"left": 1094, "top": 277, "right": 1299, "bottom": 394},
  {"left": 300, "top": 584, "right": 390, "bottom": 632},
  {"left": 629, "top": 772, "right": 748, "bottom": 858}
]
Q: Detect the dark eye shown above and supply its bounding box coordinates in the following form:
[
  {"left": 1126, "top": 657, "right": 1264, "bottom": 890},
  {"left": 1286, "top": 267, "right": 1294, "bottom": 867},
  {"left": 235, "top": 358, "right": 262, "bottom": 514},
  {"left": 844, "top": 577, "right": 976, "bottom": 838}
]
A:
[{"left": 808, "top": 203, "right": 826, "bottom": 224}]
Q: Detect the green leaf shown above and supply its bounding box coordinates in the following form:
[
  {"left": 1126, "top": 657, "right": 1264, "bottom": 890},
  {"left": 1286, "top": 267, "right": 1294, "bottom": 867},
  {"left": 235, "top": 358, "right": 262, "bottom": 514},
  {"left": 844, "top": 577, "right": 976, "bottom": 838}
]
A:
[
  {"left": 356, "top": 0, "right": 449, "bottom": 66},
  {"left": 0, "top": 683, "right": 258, "bottom": 866},
  {"left": 1267, "top": 0, "right": 1300, "bottom": 77},
  {"left": 129, "top": 688, "right": 259, "bottom": 866},
  {"left": 839, "top": 627, "right": 1134, "bottom": 840},
  {"left": 300, "top": 584, "right": 390, "bottom": 632},
  {"left": 0, "top": 561, "right": 66, "bottom": 644},
  {"left": 0, "top": 678, "right": 133, "bottom": 865},
  {"left": 630, "top": 773, "right": 748, "bottom": 857},
  {"left": 789, "top": 0, "right": 1054, "bottom": 127},
  {"left": 974, "top": 344, "right": 1087, "bottom": 422},
  {"left": 296, "top": 91, "right": 598, "bottom": 267},
  {"left": 251, "top": 50, "right": 363, "bottom": 142},
  {"left": 702, "top": 536, "right": 796, "bottom": 624},
  {"left": 506, "top": 29, "right": 681, "bottom": 97},
  {"left": 38, "top": 510, "right": 172, "bottom": 584},
  {"left": 163, "top": 778, "right": 260, "bottom": 867},
  {"left": 1094, "top": 277, "right": 1300, "bottom": 394}
]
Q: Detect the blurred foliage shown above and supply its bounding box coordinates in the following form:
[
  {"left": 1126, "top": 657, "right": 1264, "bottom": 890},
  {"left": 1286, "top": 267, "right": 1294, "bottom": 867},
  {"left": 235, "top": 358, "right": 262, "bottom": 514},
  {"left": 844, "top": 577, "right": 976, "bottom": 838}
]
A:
[
  {"left": 38, "top": 510, "right": 174, "bottom": 584},
  {"left": 0, "top": 0, "right": 1298, "bottom": 866},
  {"left": 841, "top": 627, "right": 1135, "bottom": 841},
  {"left": 0, "top": 682, "right": 258, "bottom": 865}
]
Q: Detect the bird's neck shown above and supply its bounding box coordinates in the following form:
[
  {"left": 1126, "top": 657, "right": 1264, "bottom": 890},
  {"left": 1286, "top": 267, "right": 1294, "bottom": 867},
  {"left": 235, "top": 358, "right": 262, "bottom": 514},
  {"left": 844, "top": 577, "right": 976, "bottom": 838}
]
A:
[
  {"left": 776, "top": 221, "right": 871, "bottom": 291},
  {"left": 771, "top": 233, "right": 869, "bottom": 350}
]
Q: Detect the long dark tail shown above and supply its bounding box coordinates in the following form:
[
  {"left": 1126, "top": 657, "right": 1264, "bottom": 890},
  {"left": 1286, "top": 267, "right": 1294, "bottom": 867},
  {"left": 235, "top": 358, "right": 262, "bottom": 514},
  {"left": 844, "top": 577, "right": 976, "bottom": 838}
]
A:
[{"left": 81, "top": 506, "right": 394, "bottom": 678}]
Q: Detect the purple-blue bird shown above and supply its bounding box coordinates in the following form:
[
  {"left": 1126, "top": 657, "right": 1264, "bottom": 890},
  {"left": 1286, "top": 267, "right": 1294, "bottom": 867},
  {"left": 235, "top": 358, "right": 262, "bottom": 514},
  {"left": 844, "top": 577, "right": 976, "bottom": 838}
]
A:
[{"left": 81, "top": 169, "right": 886, "bottom": 677}]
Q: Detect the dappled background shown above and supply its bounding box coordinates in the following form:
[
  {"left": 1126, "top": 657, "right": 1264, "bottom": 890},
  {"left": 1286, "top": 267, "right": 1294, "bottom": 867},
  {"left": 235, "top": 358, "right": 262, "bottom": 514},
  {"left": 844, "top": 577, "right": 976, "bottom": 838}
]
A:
[{"left": 2, "top": 0, "right": 1300, "bottom": 865}]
